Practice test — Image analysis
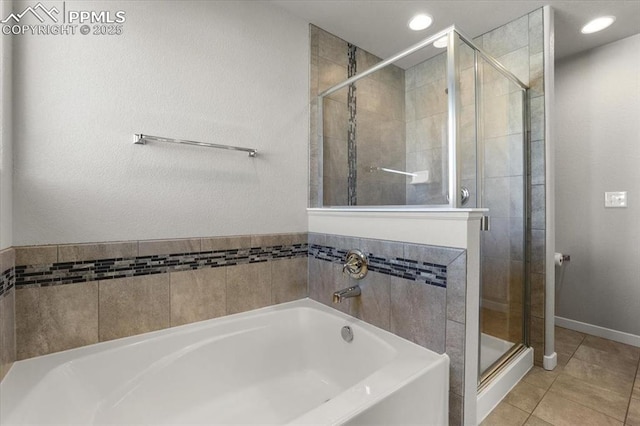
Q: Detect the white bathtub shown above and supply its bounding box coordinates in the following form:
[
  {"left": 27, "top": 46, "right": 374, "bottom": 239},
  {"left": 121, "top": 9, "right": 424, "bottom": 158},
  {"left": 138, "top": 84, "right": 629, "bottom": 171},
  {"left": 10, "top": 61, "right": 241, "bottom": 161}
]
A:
[{"left": 1, "top": 298, "right": 449, "bottom": 425}]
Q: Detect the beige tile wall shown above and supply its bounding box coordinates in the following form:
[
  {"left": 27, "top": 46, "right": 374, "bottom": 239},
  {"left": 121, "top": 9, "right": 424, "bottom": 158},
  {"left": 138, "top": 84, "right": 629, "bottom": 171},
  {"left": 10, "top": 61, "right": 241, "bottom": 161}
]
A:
[
  {"left": 12, "top": 233, "right": 308, "bottom": 360},
  {"left": 170, "top": 268, "right": 226, "bottom": 326},
  {"left": 0, "top": 248, "right": 16, "bottom": 380},
  {"left": 99, "top": 275, "right": 169, "bottom": 342},
  {"left": 58, "top": 242, "right": 138, "bottom": 262},
  {"left": 17, "top": 282, "right": 99, "bottom": 359},
  {"left": 13, "top": 234, "right": 307, "bottom": 266}
]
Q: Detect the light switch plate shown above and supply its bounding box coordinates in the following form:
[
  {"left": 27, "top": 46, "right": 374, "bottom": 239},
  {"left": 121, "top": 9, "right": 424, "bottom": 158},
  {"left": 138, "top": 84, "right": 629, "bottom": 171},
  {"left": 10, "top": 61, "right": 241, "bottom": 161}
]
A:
[{"left": 605, "top": 191, "right": 627, "bottom": 208}]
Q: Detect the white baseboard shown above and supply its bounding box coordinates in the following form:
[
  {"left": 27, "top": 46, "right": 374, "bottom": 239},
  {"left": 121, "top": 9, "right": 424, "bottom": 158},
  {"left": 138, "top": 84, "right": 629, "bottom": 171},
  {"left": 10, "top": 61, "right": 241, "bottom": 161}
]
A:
[{"left": 555, "top": 316, "right": 640, "bottom": 348}]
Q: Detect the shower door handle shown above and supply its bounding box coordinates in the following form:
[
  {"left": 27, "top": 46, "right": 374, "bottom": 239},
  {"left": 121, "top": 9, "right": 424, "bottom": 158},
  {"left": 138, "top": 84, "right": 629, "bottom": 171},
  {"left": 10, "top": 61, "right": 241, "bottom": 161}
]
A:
[
  {"left": 480, "top": 216, "right": 490, "bottom": 231},
  {"left": 446, "top": 186, "right": 471, "bottom": 206}
]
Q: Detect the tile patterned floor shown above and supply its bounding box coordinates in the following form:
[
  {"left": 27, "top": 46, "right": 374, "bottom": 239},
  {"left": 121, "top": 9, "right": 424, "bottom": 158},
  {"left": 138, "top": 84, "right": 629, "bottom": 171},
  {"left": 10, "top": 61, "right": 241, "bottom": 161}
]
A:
[{"left": 481, "top": 326, "right": 640, "bottom": 426}]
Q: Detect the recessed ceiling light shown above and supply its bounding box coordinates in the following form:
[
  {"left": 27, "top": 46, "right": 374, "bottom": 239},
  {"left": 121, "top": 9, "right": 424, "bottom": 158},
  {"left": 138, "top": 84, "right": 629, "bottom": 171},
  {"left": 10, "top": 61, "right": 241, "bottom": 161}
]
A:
[
  {"left": 409, "top": 14, "right": 433, "bottom": 31},
  {"left": 581, "top": 16, "right": 616, "bottom": 34},
  {"left": 433, "top": 36, "right": 448, "bottom": 48}
]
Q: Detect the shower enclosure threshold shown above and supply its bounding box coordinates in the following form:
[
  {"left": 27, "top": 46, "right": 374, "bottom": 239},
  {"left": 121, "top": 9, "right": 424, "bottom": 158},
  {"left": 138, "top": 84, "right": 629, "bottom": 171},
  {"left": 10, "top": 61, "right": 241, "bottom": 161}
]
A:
[
  {"left": 481, "top": 333, "right": 515, "bottom": 372},
  {"left": 477, "top": 347, "right": 533, "bottom": 423}
]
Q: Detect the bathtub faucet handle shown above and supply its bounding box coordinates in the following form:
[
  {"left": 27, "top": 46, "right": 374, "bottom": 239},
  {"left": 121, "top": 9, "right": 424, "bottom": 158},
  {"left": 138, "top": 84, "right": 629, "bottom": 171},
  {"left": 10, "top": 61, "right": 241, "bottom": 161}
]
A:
[
  {"left": 342, "top": 256, "right": 361, "bottom": 274},
  {"left": 342, "top": 249, "right": 368, "bottom": 280}
]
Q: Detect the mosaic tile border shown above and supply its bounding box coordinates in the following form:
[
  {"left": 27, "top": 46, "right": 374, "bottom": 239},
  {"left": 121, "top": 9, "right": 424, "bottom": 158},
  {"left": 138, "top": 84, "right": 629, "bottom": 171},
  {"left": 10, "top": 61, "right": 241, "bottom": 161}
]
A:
[
  {"left": 309, "top": 244, "right": 448, "bottom": 288},
  {"left": 0, "top": 267, "right": 15, "bottom": 297},
  {"left": 15, "top": 244, "right": 308, "bottom": 289},
  {"left": 14, "top": 240, "right": 449, "bottom": 289},
  {"left": 347, "top": 42, "right": 357, "bottom": 206}
]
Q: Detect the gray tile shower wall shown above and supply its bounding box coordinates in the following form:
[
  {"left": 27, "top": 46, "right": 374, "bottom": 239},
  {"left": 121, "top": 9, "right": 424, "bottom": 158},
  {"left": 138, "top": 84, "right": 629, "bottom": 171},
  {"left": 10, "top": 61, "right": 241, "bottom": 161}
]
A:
[
  {"left": 475, "top": 8, "right": 547, "bottom": 365},
  {"left": 0, "top": 247, "right": 16, "bottom": 381},
  {"left": 405, "top": 52, "right": 449, "bottom": 205},
  {"left": 310, "top": 25, "right": 406, "bottom": 207},
  {"left": 305, "top": 11, "right": 545, "bottom": 425},
  {"left": 307, "top": 232, "right": 467, "bottom": 424},
  {"left": 473, "top": 13, "right": 528, "bottom": 350},
  {"left": 12, "top": 233, "right": 308, "bottom": 360}
]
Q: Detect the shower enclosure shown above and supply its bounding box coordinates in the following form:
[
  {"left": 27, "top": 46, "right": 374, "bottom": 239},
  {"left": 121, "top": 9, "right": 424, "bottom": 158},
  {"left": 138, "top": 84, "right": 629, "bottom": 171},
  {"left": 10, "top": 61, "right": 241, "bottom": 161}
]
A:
[{"left": 315, "top": 27, "right": 529, "bottom": 387}]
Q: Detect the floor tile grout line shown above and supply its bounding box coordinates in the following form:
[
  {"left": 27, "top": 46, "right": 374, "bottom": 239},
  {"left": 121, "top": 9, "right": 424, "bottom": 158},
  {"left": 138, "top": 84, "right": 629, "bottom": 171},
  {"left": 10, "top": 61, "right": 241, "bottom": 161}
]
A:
[
  {"left": 523, "top": 376, "right": 554, "bottom": 425},
  {"left": 562, "top": 393, "right": 628, "bottom": 425},
  {"left": 533, "top": 379, "right": 551, "bottom": 419},
  {"left": 557, "top": 341, "right": 636, "bottom": 424},
  {"left": 565, "top": 359, "right": 636, "bottom": 394},
  {"left": 546, "top": 377, "right": 629, "bottom": 424},
  {"left": 571, "top": 350, "right": 640, "bottom": 379},
  {"left": 488, "top": 328, "right": 638, "bottom": 424},
  {"left": 524, "top": 341, "right": 595, "bottom": 426},
  {"left": 625, "top": 359, "right": 640, "bottom": 424}
]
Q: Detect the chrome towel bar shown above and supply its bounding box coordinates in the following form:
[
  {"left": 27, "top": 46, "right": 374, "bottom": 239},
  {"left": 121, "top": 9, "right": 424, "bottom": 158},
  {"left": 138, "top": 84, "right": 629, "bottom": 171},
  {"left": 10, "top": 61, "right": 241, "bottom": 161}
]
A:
[{"left": 133, "top": 134, "right": 257, "bottom": 157}]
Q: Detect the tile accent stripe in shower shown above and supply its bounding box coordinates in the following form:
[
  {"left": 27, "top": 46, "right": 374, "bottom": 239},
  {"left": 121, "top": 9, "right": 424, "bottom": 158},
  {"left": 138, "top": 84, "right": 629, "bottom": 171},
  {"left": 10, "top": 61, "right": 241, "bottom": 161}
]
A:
[
  {"left": 309, "top": 244, "right": 448, "bottom": 288},
  {"left": 347, "top": 42, "right": 357, "bottom": 206},
  {"left": 14, "top": 244, "right": 308, "bottom": 289},
  {"left": 0, "top": 267, "right": 15, "bottom": 297}
]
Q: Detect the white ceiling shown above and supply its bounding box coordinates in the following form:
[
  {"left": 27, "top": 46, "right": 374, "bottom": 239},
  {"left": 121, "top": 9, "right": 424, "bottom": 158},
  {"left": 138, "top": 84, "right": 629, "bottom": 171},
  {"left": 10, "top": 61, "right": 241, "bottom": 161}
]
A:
[{"left": 272, "top": 0, "right": 640, "bottom": 65}]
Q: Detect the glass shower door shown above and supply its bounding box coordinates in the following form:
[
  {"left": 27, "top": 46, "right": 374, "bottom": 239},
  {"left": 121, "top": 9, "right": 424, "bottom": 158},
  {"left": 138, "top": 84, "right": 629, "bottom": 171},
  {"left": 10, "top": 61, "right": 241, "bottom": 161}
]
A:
[{"left": 477, "top": 55, "right": 528, "bottom": 381}]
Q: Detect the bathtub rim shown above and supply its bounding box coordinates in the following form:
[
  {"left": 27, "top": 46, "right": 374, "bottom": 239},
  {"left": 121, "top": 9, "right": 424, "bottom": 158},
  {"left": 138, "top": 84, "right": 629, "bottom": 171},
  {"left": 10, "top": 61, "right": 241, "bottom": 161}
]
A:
[
  {"left": 1, "top": 298, "right": 449, "bottom": 425},
  {"left": 2, "top": 298, "right": 443, "bottom": 367}
]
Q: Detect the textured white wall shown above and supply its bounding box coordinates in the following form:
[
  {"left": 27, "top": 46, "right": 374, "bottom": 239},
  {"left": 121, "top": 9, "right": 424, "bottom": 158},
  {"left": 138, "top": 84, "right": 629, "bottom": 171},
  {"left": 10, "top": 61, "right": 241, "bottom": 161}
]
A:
[
  {"left": 12, "top": 0, "right": 309, "bottom": 245},
  {"left": 0, "top": 0, "right": 12, "bottom": 249},
  {"left": 555, "top": 34, "right": 640, "bottom": 335}
]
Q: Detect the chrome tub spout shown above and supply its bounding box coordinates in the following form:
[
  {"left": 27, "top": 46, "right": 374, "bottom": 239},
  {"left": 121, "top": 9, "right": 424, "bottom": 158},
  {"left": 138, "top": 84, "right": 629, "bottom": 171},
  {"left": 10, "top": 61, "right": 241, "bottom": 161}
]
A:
[{"left": 332, "top": 285, "right": 361, "bottom": 303}]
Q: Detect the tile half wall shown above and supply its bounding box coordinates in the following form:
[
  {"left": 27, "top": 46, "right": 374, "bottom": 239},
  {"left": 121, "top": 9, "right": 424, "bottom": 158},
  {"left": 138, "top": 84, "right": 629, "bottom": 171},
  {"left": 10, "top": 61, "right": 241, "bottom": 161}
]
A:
[
  {"left": 12, "top": 234, "right": 308, "bottom": 360},
  {"left": 0, "top": 247, "right": 16, "bottom": 381},
  {"left": 7, "top": 232, "right": 468, "bottom": 425},
  {"left": 308, "top": 232, "right": 467, "bottom": 425}
]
